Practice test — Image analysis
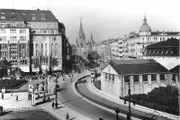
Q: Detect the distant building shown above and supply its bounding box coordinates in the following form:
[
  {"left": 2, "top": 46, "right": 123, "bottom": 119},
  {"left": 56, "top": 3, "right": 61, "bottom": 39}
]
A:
[
  {"left": 101, "top": 59, "right": 171, "bottom": 97},
  {"left": 143, "top": 38, "right": 180, "bottom": 70},
  {"left": 0, "top": 9, "right": 70, "bottom": 72},
  {"left": 76, "top": 19, "right": 96, "bottom": 55},
  {"left": 122, "top": 14, "right": 180, "bottom": 59},
  {"left": 109, "top": 41, "right": 119, "bottom": 60}
]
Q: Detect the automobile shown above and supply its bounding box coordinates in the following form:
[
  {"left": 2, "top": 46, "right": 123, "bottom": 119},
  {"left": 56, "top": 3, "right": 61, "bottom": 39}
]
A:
[{"left": 91, "top": 72, "right": 95, "bottom": 78}]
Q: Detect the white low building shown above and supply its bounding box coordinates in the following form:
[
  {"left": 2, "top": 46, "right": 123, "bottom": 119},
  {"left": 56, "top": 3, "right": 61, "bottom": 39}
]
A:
[{"left": 101, "top": 59, "right": 177, "bottom": 98}]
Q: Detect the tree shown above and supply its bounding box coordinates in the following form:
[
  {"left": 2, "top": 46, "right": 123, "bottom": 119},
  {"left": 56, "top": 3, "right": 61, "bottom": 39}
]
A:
[
  {"left": 0, "top": 58, "right": 12, "bottom": 77},
  {"left": 87, "top": 51, "right": 100, "bottom": 62},
  {"left": 50, "top": 58, "right": 58, "bottom": 71}
]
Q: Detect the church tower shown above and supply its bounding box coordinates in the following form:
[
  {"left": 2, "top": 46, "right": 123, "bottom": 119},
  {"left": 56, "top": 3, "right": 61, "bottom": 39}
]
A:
[{"left": 79, "top": 19, "right": 86, "bottom": 43}]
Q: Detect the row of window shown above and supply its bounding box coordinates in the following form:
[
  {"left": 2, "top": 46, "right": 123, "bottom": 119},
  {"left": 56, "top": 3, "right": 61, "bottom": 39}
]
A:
[
  {"left": 105, "top": 74, "right": 169, "bottom": 82},
  {"left": 105, "top": 73, "right": 115, "bottom": 81},
  {"left": 0, "top": 36, "right": 27, "bottom": 41},
  {"left": 0, "top": 29, "right": 26, "bottom": 34}
]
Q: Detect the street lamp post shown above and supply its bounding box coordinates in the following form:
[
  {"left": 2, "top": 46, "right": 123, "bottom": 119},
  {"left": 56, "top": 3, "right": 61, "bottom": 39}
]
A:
[
  {"left": 115, "top": 107, "right": 120, "bottom": 120},
  {"left": 127, "top": 82, "right": 131, "bottom": 120}
]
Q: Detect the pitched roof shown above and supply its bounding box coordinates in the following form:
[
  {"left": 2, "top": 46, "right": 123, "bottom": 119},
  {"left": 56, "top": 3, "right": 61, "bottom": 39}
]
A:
[
  {"left": 151, "top": 31, "right": 180, "bottom": 36},
  {"left": 0, "top": 9, "right": 58, "bottom": 22},
  {"left": 170, "top": 65, "right": 179, "bottom": 74},
  {"left": 0, "top": 9, "right": 24, "bottom": 21},
  {"left": 17, "top": 9, "right": 58, "bottom": 22},
  {"left": 108, "top": 59, "right": 169, "bottom": 75},
  {"left": 146, "top": 38, "right": 179, "bottom": 48}
]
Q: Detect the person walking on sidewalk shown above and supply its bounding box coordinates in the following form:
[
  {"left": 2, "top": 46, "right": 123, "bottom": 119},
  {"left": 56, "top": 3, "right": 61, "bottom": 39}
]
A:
[
  {"left": 52, "top": 101, "right": 55, "bottom": 109},
  {"left": 16, "top": 95, "right": 18, "bottom": 102},
  {"left": 11, "top": 91, "right": 13, "bottom": 96},
  {"left": 65, "top": 112, "right": 69, "bottom": 120},
  {"left": 1, "top": 93, "right": 4, "bottom": 100}
]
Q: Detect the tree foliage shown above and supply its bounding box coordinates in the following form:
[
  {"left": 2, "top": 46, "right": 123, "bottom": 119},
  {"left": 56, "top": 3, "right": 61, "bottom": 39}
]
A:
[
  {"left": 87, "top": 51, "right": 100, "bottom": 61},
  {"left": 124, "top": 86, "right": 179, "bottom": 115}
]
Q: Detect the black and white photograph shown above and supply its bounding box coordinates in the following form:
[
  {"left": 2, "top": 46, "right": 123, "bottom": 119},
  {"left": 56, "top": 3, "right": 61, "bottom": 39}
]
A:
[{"left": 0, "top": 0, "right": 179, "bottom": 120}]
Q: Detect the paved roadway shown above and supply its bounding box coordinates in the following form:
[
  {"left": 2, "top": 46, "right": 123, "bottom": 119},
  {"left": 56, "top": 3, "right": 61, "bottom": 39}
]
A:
[{"left": 57, "top": 80, "right": 126, "bottom": 120}]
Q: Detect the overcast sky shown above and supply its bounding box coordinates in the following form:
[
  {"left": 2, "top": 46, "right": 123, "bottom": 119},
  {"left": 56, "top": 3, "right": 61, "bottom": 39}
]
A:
[{"left": 1, "top": 0, "right": 180, "bottom": 44}]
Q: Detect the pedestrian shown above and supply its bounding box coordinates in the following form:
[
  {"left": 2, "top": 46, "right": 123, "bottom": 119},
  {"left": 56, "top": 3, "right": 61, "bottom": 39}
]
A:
[
  {"left": 52, "top": 101, "right": 54, "bottom": 109},
  {"left": 16, "top": 95, "right": 18, "bottom": 102},
  {"left": 1, "top": 93, "right": 4, "bottom": 100},
  {"left": 99, "top": 116, "right": 103, "bottom": 120},
  {"left": 11, "top": 91, "right": 13, "bottom": 96},
  {"left": 66, "top": 112, "right": 69, "bottom": 120}
]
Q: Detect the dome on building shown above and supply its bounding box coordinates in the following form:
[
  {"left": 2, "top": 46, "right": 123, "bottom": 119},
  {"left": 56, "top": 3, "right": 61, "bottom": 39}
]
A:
[{"left": 139, "top": 15, "right": 151, "bottom": 33}]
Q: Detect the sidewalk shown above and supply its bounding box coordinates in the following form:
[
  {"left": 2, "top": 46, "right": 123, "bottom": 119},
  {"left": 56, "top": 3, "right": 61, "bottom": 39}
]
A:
[
  {"left": 0, "top": 71, "right": 92, "bottom": 120},
  {"left": 87, "top": 78, "right": 179, "bottom": 120},
  {"left": 40, "top": 70, "right": 92, "bottom": 120}
]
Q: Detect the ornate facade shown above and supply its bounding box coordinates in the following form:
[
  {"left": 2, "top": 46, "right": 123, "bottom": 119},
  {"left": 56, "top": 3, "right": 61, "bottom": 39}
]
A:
[
  {"left": 0, "top": 9, "right": 70, "bottom": 72},
  {"left": 76, "top": 19, "right": 96, "bottom": 55},
  {"left": 122, "top": 14, "right": 180, "bottom": 59}
]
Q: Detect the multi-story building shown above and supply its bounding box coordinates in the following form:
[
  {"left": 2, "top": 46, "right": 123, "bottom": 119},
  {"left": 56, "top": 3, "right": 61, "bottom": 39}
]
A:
[
  {"left": 0, "top": 27, "right": 30, "bottom": 66},
  {"left": 0, "top": 9, "right": 70, "bottom": 72},
  {"left": 122, "top": 15, "right": 180, "bottom": 59},
  {"left": 143, "top": 38, "right": 180, "bottom": 70},
  {"left": 109, "top": 41, "right": 119, "bottom": 60}
]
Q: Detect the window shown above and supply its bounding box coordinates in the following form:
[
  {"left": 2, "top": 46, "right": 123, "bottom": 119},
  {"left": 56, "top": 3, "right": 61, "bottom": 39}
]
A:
[
  {"left": 112, "top": 75, "right": 114, "bottom": 81},
  {"left": 1, "top": 12, "right": 6, "bottom": 14},
  {"left": 20, "top": 29, "right": 26, "bottom": 33},
  {"left": 45, "top": 43, "right": 47, "bottom": 49},
  {"left": 105, "top": 73, "right": 107, "bottom": 79},
  {"left": 109, "top": 74, "right": 111, "bottom": 80},
  {"left": 20, "top": 36, "right": 26, "bottom": 41},
  {"left": 143, "top": 75, "right": 148, "bottom": 81},
  {"left": 41, "top": 16, "right": 46, "bottom": 20},
  {"left": 11, "top": 11, "right": 15, "bottom": 14},
  {"left": 36, "top": 43, "right": 38, "bottom": 49},
  {"left": 43, "top": 30, "right": 47, "bottom": 34},
  {"left": 10, "top": 29, "right": 16, "bottom": 33},
  {"left": 151, "top": 74, "right": 156, "bottom": 81},
  {"left": 0, "top": 29, "right": 6, "bottom": 33},
  {"left": 41, "top": 13, "right": 45, "bottom": 16},
  {"left": 125, "top": 76, "right": 130, "bottom": 82},
  {"left": 32, "top": 13, "right": 36, "bottom": 15},
  {"left": 160, "top": 74, "right": 165, "bottom": 80},
  {"left": 22, "top": 13, "right": 26, "bottom": 15},
  {"left": 1, "top": 16, "right": 6, "bottom": 19},
  {"left": 10, "top": 36, "right": 17, "bottom": 41},
  {"left": 0, "top": 36, "right": 6, "bottom": 41},
  {"left": 32, "top": 16, "right": 37, "bottom": 20},
  {"left": 11, "top": 16, "right": 16, "bottom": 20},
  {"left": 51, "top": 30, "right": 55, "bottom": 34}
]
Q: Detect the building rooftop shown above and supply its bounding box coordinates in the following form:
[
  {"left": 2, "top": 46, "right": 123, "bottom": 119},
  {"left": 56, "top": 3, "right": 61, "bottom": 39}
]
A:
[
  {"left": 0, "top": 9, "right": 58, "bottom": 22},
  {"left": 108, "top": 59, "right": 169, "bottom": 75},
  {"left": 146, "top": 38, "right": 179, "bottom": 48},
  {"left": 170, "top": 65, "right": 179, "bottom": 74}
]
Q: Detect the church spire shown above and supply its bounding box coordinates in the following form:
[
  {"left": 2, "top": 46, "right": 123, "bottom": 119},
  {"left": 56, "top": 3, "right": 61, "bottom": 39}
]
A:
[{"left": 79, "top": 18, "right": 86, "bottom": 41}]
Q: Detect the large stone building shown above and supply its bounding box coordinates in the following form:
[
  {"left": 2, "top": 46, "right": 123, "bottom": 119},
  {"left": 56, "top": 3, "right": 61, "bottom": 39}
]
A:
[
  {"left": 76, "top": 19, "right": 96, "bottom": 55},
  {"left": 0, "top": 9, "right": 71, "bottom": 72},
  {"left": 143, "top": 38, "right": 180, "bottom": 70},
  {"left": 122, "top": 14, "right": 180, "bottom": 59},
  {"left": 101, "top": 59, "right": 173, "bottom": 97}
]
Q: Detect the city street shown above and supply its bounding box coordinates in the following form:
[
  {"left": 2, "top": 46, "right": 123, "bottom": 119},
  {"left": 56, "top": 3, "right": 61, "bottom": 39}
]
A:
[
  {"left": 56, "top": 71, "right": 130, "bottom": 120},
  {"left": 58, "top": 80, "right": 121, "bottom": 120}
]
